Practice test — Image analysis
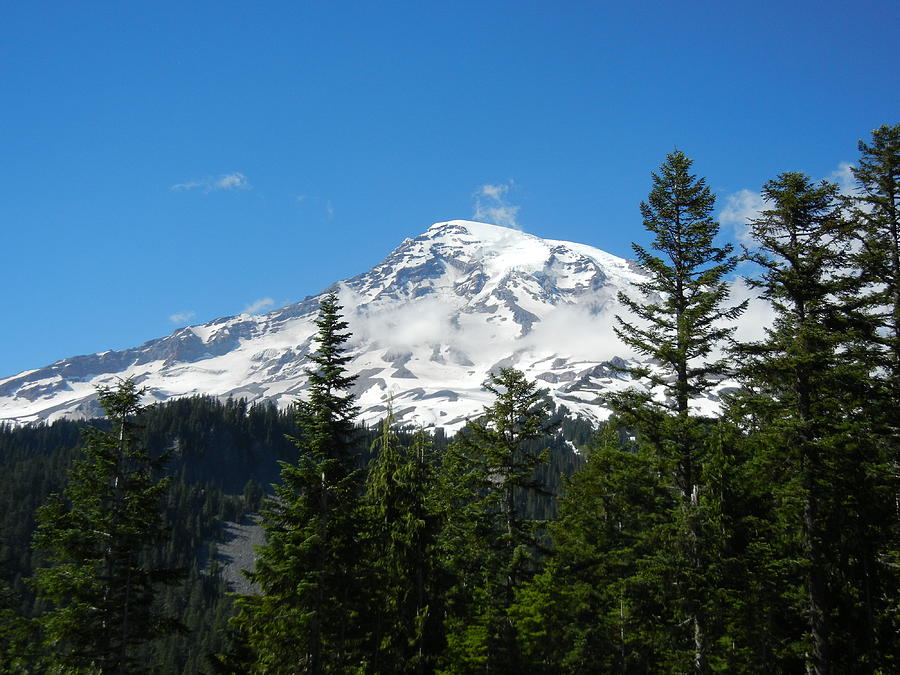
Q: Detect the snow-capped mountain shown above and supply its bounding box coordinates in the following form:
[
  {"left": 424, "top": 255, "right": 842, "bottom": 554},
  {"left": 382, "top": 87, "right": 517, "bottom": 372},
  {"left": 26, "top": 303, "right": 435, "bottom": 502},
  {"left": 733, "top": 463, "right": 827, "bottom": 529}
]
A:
[{"left": 0, "top": 220, "right": 731, "bottom": 429}]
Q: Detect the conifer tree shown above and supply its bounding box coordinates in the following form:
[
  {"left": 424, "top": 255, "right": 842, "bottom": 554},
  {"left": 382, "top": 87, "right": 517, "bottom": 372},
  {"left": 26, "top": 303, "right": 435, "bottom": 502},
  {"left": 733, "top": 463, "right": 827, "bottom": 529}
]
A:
[
  {"left": 510, "top": 421, "right": 673, "bottom": 673},
  {"left": 610, "top": 150, "right": 746, "bottom": 671},
  {"left": 734, "top": 172, "right": 862, "bottom": 674},
  {"left": 30, "top": 379, "right": 183, "bottom": 674},
  {"left": 232, "top": 292, "right": 365, "bottom": 674},
  {"left": 363, "top": 415, "right": 443, "bottom": 674},
  {"left": 615, "top": 150, "right": 748, "bottom": 418},
  {"left": 439, "top": 367, "right": 557, "bottom": 673},
  {"left": 854, "top": 123, "right": 900, "bottom": 384},
  {"left": 849, "top": 124, "right": 900, "bottom": 668},
  {"left": 513, "top": 419, "right": 771, "bottom": 673}
]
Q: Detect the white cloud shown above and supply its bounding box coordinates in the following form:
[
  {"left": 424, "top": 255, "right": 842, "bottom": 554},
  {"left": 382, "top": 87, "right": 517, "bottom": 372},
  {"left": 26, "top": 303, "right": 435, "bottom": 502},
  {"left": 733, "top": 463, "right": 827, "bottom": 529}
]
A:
[
  {"left": 338, "top": 282, "right": 637, "bottom": 369},
  {"left": 473, "top": 181, "right": 521, "bottom": 230},
  {"left": 338, "top": 285, "right": 453, "bottom": 350},
  {"left": 830, "top": 161, "right": 859, "bottom": 196},
  {"left": 214, "top": 173, "right": 250, "bottom": 190},
  {"left": 720, "top": 161, "right": 861, "bottom": 247},
  {"left": 522, "top": 297, "right": 640, "bottom": 362},
  {"left": 170, "top": 172, "right": 251, "bottom": 193},
  {"left": 170, "top": 179, "right": 204, "bottom": 191},
  {"left": 479, "top": 184, "right": 507, "bottom": 200},
  {"left": 719, "top": 189, "right": 766, "bottom": 247},
  {"left": 169, "top": 310, "right": 196, "bottom": 324},
  {"left": 242, "top": 297, "right": 275, "bottom": 315}
]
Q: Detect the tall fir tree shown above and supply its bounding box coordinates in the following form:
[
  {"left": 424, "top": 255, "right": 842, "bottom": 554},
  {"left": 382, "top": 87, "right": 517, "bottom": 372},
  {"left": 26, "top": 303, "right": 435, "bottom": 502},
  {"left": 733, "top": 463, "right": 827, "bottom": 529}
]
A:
[
  {"left": 732, "top": 172, "right": 875, "bottom": 673},
  {"left": 439, "top": 367, "right": 558, "bottom": 674},
  {"left": 849, "top": 123, "right": 900, "bottom": 669},
  {"left": 610, "top": 150, "right": 746, "bottom": 672},
  {"left": 30, "top": 379, "right": 183, "bottom": 674},
  {"left": 854, "top": 123, "right": 900, "bottom": 385},
  {"left": 232, "top": 292, "right": 366, "bottom": 674},
  {"left": 615, "top": 149, "right": 748, "bottom": 418}
]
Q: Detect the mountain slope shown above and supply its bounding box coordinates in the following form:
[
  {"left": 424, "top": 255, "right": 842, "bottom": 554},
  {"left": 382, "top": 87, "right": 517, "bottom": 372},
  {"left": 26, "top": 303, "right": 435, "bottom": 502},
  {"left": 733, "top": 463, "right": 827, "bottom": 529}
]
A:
[{"left": 0, "top": 220, "right": 723, "bottom": 429}]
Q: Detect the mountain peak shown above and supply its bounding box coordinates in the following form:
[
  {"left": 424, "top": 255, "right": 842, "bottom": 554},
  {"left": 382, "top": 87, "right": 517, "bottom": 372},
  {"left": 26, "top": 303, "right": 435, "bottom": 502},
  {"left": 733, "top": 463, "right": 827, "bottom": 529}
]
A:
[
  {"left": 426, "top": 218, "right": 524, "bottom": 236},
  {"left": 422, "top": 220, "right": 540, "bottom": 254}
]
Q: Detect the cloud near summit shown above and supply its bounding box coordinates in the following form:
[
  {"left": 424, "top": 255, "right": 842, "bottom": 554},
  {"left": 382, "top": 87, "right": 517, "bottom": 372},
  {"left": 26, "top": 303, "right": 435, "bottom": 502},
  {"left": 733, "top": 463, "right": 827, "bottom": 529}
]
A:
[
  {"left": 473, "top": 181, "right": 521, "bottom": 230},
  {"left": 168, "top": 310, "right": 196, "bottom": 324},
  {"left": 242, "top": 297, "right": 275, "bottom": 315}
]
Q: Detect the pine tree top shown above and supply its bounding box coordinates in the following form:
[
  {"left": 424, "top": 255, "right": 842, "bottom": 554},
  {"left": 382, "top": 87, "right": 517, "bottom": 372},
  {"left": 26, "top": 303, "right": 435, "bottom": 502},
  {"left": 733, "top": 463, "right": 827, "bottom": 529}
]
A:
[
  {"left": 297, "top": 291, "right": 359, "bottom": 463},
  {"left": 613, "top": 151, "right": 747, "bottom": 415}
]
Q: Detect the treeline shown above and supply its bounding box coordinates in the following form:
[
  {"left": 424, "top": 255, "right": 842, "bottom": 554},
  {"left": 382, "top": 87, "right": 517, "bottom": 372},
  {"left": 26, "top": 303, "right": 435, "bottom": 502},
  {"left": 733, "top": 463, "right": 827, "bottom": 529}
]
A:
[{"left": 2, "top": 123, "right": 898, "bottom": 673}]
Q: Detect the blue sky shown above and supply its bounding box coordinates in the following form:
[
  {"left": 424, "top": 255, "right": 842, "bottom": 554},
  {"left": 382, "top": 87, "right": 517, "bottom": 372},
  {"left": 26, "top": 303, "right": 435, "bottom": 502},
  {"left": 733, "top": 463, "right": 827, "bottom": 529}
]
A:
[{"left": 2, "top": 1, "right": 898, "bottom": 378}]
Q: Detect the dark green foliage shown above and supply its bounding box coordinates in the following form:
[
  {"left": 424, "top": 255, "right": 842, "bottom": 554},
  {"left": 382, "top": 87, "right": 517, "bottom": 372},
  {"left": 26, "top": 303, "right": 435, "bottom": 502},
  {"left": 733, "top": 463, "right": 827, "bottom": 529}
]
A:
[
  {"left": 610, "top": 150, "right": 747, "bottom": 672},
  {"left": 1, "top": 395, "right": 291, "bottom": 673},
  {"left": 0, "top": 419, "right": 82, "bottom": 615},
  {"left": 615, "top": 149, "right": 747, "bottom": 415},
  {"left": 130, "top": 396, "right": 296, "bottom": 673},
  {"left": 737, "top": 173, "right": 849, "bottom": 670},
  {"left": 732, "top": 171, "right": 893, "bottom": 673},
  {"left": 850, "top": 123, "right": 900, "bottom": 670},
  {"left": 556, "top": 408, "right": 596, "bottom": 450},
  {"left": 438, "top": 368, "right": 558, "bottom": 673},
  {"left": 146, "top": 479, "right": 249, "bottom": 674},
  {"left": 139, "top": 394, "right": 299, "bottom": 491},
  {"left": 233, "top": 292, "right": 368, "bottom": 674},
  {"left": 30, "top": 380, "right": 184, "bottom": 673},
  {"left": 511, "top": 421, "right": 673, "bottom": 673},
  {"left": 0, "top": 579, "right": 40, "bottom": 673},
  {"left": 854, "top": 124, "right": 900, "bottom": 382},
  {"left": 687, "top": 419, "right": 792, "bottom": 672},
  {"left": 363, "top": 415, "right": 444, "bottom": 673}
]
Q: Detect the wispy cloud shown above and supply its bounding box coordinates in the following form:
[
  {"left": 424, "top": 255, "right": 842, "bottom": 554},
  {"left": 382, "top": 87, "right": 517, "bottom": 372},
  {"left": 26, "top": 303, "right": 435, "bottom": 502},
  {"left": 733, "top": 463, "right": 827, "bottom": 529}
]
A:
[
  {"left": 719, "top": 189, "right": 766, "bottom": 246},
  {"left": 473, "top": 181, "right": 521, "bottom": 230},
  {"left": 830, "top": 161, "right": 859, "bottom": 196},
  {"left": 169, "top": 310, "right": 196, "bottom": 324},
  {"left": 337, "top": 282, "right": 640, "bottom": 365},
  {"left": 243, "top": 297, "right": 275, "bottom": 314},
  {"left": 720, "top": 161, "right": 859, "bottom": 247},
  {"left": 170, "top": 172, "right": 251, "bottom": 193}
]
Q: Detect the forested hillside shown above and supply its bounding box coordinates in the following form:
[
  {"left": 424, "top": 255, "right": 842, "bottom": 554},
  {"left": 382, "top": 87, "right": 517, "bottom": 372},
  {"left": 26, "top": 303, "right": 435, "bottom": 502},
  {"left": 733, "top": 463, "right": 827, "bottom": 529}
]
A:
[
  {"left": 0, "top": 386, "right": 582, "bottom": 672},
  {"left": 1, "top": 124, "right": 898, "bottom": 673},
  {"left": 0, "top": 394, "right": 294, "bottom": 672}
]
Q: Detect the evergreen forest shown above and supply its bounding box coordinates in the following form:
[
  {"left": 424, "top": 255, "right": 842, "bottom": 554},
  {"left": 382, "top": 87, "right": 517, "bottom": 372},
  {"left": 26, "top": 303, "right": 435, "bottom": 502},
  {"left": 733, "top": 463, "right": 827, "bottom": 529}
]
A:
[{"left": 1, "top": 124, "right": 898, "bottom": 673}]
